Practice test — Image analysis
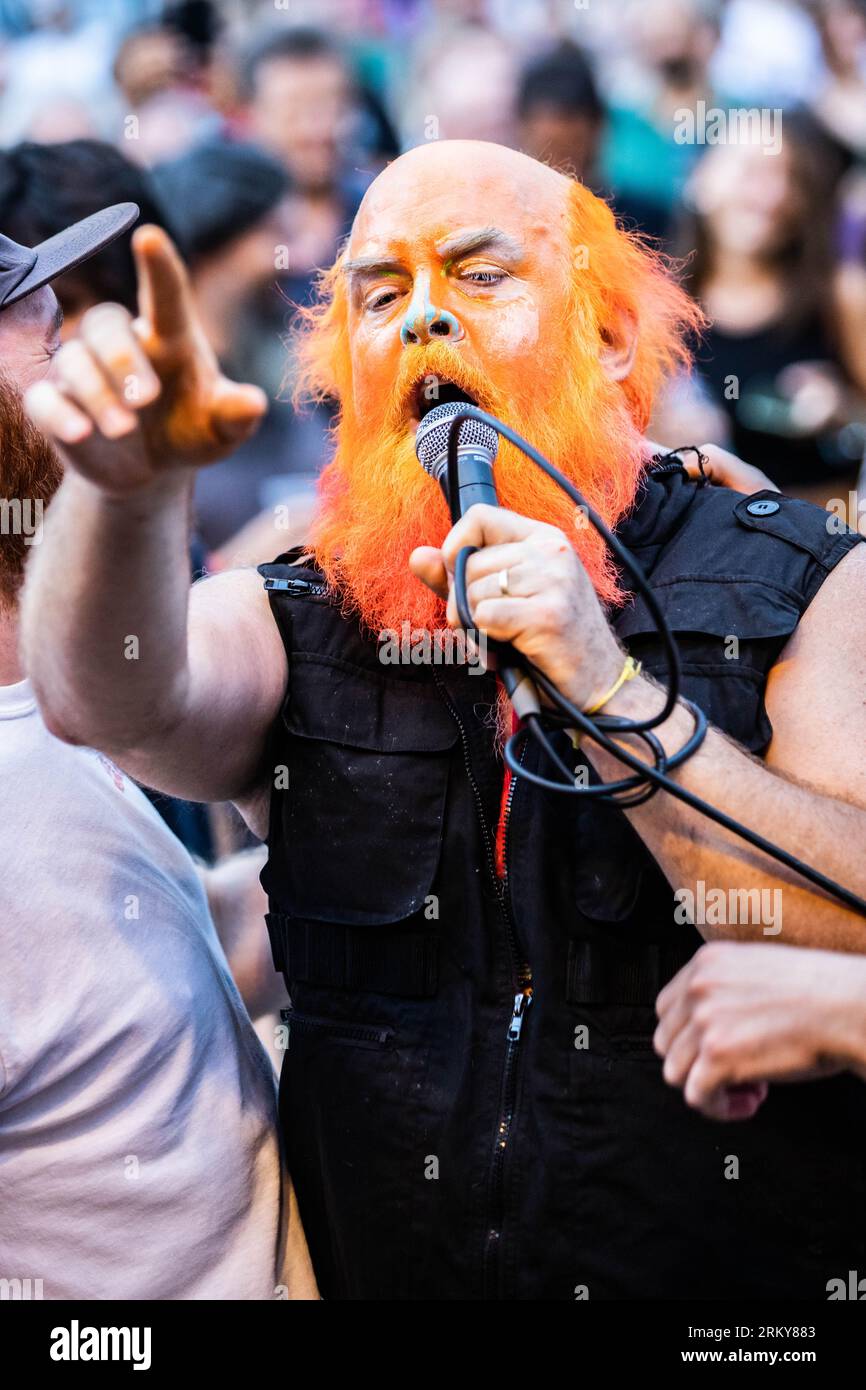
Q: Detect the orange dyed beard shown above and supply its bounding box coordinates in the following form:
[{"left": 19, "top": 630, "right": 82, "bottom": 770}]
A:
[
  {"left": 0, "top": 373, "right": 62, "bottom": 607},
  {"left": 309, "top": 334, "right": 646, "bottom": 639}
]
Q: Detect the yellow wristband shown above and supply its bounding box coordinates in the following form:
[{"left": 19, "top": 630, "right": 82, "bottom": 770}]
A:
[{"left": 584, "top": 655, "right": 642, "bottom": 716}]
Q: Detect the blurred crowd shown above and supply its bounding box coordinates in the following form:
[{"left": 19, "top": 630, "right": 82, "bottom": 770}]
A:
[
  {"left": 0, "top": 0, "right": 863, "bottom": 530},
  {"left": 3, "top": 0, "right": 866, "bottom": 948}
]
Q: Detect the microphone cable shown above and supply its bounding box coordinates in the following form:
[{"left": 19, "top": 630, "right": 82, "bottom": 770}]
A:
[{"left": 444, "top": 406, "right": 866, "bottom": 918}]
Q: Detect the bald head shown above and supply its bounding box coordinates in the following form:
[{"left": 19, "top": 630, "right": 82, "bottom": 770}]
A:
[
  {"left": 360, "top": 137, "right": 571, "bottom": 196},
  {"left": 350, "top": 140, "right": 572, "bottom": 259}
]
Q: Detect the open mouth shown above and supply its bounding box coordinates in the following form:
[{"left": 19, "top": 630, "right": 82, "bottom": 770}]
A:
[{"left": 410, "top": 378, "right": 479, "bottom": 429}]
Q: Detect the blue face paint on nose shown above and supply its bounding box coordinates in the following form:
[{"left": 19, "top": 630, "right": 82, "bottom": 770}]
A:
[
  {"left": 401, "top": 269, "right": 434, "bottom": 346},
  {"left": 401, "top": 269, "right": 465, "bottom": 345},
  {"left": 428, "top": 306, "right": 463, "bottom": 339}
]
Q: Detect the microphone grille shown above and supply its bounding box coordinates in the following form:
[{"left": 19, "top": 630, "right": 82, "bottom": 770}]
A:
[{"left": 415, "top": 402, "right": 499, "bottom": 479}]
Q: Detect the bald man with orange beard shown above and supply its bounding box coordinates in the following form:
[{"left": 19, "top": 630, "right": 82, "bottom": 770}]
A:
[{"left": 21, "top": 141, "right": 866, "bottom": 1301}]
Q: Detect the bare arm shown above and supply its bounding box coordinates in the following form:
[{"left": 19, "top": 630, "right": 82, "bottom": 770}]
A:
[
  {"left": 25, "top": 474, "right": 285, "bottom": 803},
  {"left": 591, "top": 543, "right": 866, "bottom": 952},
  {"left": 413, "top": 508, "right": 866, "bottom": 954},
  {"left": 21, "top": 226, "right": 286, "bottom": 809}
]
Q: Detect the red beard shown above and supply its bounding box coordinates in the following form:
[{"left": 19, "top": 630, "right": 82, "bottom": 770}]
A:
[
  {"left": 309, "top": 337, "right": 647, "bottom": 638},
  {"left": 0, "top": 373, "right": 62, "bottom": 607}
]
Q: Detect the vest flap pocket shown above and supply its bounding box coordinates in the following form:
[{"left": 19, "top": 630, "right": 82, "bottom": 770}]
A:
[
  {"left": 274, "top": 656, "right": 457, "bottom": 926},
  {"left": 615, "top": 576, "right": 801, "bottom": 643},
  {"left": 284, "top": 654, "right": 460, "bottom": 753},
  {"left": 613, "top": 577, "right": 799, "bottom": 753}
]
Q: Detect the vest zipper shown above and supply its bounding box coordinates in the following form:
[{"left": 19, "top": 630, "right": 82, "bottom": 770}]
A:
[
  {"left": 499, "top": 739, "right": 520, "bottom": 879},
  {"left": 433, "top": 674, "right": 502, "bottom": 895},
  {"left": 263, "top": 576, "right": 328, "bottom": 597},
  {"left": 433, "top": 673, "right": 532, "bottom": 1299},
  {"left": 501, "top": 734, "right": 531, "bottom": 987},
  {"left": 483, "top": 984, "right": 533, "bottom": 1293},
  {"left": 484, "top": 736, "right": 531, "bottom": 1296}
]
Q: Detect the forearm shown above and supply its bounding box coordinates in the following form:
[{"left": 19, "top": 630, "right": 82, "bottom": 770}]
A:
[
  {"left": 826, "top": 958, "right": 866, "bottom": 1079},
  {"left": 590, "top": 675, "right": 866, "bottom": 951},
  {"left": 22, "top": 470, "right": 195, "bottom": 752}
]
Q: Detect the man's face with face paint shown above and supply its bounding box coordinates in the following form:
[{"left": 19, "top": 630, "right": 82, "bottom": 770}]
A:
[
  {"left": 343, "top": 142, "right": 574, "bottom": 435},
  {"left": 305, "top": 140, "right": 696, "bottom": 640}
]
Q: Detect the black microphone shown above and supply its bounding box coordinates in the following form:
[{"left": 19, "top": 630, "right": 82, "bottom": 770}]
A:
[
  {"left": 415, "top": 400, "right": 500, "bottom": 515},
  {"left": 415, "top": 401, "right": 540, "bottom": 719}
]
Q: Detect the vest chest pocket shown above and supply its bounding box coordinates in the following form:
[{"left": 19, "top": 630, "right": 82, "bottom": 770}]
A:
[
  {"left": 272, "top": 654, "right": 459, "bottom": 928},
  {"left": 613, "top": 575, "right": 803, "bottom": 753}
]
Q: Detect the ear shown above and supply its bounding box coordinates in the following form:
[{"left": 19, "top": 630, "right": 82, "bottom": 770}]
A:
[{"left": 599, "top": 309, "right": 638, "bottom": 382}]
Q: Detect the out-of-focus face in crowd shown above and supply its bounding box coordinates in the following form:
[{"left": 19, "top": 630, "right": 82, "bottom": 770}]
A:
[
  {"left": 629, "top": 0, "right": 718, "bottom": 87},
  {"left": 420, "top": 29, "right": 516, "bottom": 146},
  {"left": 113, "top": 25, "right": 192, "bottom": 109},
  {"left": 187, "top": 194, "right": 303, "bottom": 356},
  {"left": 228, "top": 202, "right": 298, "bottom": 290},
  {"left": 689, "top": 141, "right": 804, "bottom": 260},
  {"left": 247, "top": 49, "right": 352, "bottom": 194},
  {"left": 816, "top": 0, "right": 866, "bottom": 76},
  {"left": 515, "top": 43, "right": 604, "bottom": 182},
  {"left": 518, "top": 104, "right": 599, "bottom": 182}
]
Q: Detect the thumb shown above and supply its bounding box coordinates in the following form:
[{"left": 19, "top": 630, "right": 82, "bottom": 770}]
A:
[
  {"left": 210, "top": 378, "right": 269, "bottom": 443},
  {"left": 718, "top": 1081, "right": 769, "bottom": 1121},
  {"left": 410, "top": 545, "right": 449, "bottom": 599}
]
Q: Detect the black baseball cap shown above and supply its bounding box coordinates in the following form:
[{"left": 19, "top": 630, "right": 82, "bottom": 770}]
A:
[{"left": 0, "top": 201, "right": 140, "bottom": 311}]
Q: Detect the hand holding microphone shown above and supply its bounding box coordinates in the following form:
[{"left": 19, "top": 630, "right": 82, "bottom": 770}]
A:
[{"left": 410, "top": 402, "right": 625, "bottom": 718}]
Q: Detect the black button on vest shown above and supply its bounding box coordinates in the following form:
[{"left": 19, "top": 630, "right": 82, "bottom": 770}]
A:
[{"left": 259, "top": 470, "right": 865, "bottom": 1301}]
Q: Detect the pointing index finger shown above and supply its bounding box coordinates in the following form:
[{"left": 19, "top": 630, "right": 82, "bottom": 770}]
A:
[{"left": 132, "top": 224, "right": 198, "bottom": 347}]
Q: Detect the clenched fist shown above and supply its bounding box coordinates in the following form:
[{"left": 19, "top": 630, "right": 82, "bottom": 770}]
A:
[
  {"left": 654, "top": 941, "right": 866, "bottom": 1121},
  {"left": 410, "top": 505, "right": 624, "bottom": 713},
  {"left": 24, "top": 225, "right": 267, "bottom": 496}
]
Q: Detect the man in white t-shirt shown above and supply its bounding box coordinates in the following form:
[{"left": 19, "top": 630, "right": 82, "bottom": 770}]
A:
[{"left": 0, "top": 203, "right": 316, "bottom": 1299}]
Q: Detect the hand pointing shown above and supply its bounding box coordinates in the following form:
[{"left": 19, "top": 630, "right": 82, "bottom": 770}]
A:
[{"left": 24, "top": 224, "right": 268, "bottom": 496}]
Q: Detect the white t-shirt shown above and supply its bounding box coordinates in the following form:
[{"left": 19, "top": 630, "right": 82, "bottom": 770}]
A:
[{"left": 0, "top": 679, "right": 316, "bottom": 1300}]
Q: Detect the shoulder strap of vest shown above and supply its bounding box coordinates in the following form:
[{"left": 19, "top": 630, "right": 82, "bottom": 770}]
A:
[{"left": 732, "top": 489, "right": 863, "bottom": 606}]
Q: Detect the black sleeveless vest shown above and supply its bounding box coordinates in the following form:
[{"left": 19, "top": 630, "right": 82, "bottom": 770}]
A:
[{"left": 259, "top": 469, "right": 865, "bottom": 1301}]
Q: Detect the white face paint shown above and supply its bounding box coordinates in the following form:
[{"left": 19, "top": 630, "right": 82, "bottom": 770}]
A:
[{"left": 488, "top": 292, "right": 540, "bottom": 354}]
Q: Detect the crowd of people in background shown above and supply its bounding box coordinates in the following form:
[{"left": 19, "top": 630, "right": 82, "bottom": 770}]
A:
[{"left": 0, "top": 0, "right": 864, "bottom": 523}]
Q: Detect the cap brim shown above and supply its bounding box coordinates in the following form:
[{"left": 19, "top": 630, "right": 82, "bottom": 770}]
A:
[{"left": 4, "top": 202, "right": 140, "bottom": 308}]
